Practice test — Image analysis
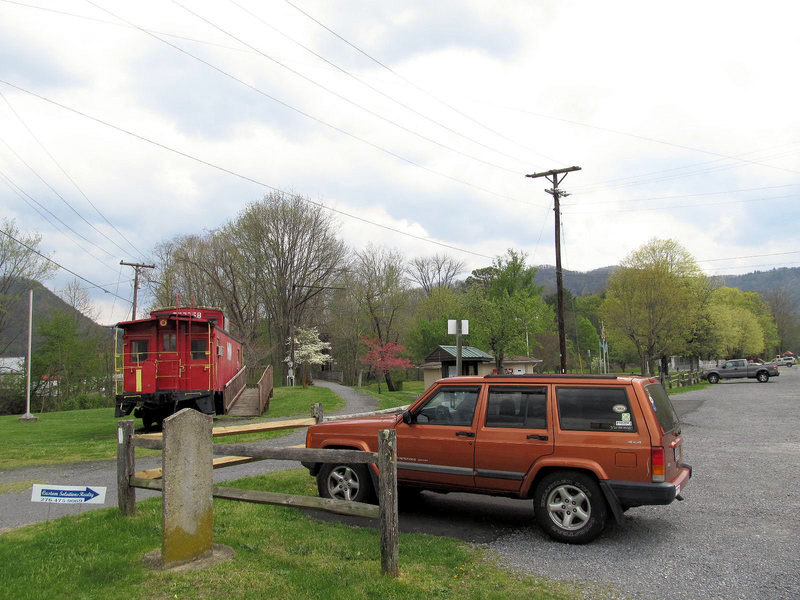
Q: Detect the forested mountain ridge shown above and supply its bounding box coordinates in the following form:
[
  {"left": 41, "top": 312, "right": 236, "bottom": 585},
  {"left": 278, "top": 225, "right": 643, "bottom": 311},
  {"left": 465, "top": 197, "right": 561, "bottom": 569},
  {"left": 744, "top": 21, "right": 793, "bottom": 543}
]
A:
[
  {"left": 534, "top": 264, "right": 800, "bottom": 307},
  {"left": 0, "top": 280, "right": 109, "bottom": 357}
]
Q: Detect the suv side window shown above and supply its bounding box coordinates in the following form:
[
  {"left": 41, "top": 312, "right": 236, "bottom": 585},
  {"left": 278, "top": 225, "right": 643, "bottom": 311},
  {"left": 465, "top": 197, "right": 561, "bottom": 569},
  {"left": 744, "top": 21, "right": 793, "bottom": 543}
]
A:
[
  {"left": 485, "top": 386, "right": 547, "bottom": 429},
  {"left": 556, "top": 387, "right": 635, "bottom": 432},
  {"left": 415, "top": 386, "right": 480, "bottom": 426}
]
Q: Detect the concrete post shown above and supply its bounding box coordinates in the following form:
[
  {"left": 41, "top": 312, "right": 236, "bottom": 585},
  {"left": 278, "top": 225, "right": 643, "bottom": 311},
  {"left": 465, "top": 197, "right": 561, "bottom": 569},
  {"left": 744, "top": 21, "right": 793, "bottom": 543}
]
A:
[{"left": 161, "top": 409, "right": 214, "bottom": 567}]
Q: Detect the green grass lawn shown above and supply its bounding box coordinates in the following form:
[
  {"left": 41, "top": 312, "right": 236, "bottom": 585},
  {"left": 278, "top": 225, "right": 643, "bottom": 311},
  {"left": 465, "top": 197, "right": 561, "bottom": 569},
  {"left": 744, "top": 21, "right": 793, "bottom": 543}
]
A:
[
  {"left": 355, "top": 380, "right": 425, "bottom": 411},
  {"left": 0, "top": 386, "right": 344, "bottom": 470},
  {"left": 0, "top": 469, "right": 580, "bottom": 600}
]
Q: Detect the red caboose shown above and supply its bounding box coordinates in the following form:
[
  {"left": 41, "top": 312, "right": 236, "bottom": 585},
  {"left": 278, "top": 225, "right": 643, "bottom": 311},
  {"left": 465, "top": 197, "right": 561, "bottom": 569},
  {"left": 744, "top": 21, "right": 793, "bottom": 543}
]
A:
[{"left": 115, "top": 306, "right": 243, "bottom": 428}]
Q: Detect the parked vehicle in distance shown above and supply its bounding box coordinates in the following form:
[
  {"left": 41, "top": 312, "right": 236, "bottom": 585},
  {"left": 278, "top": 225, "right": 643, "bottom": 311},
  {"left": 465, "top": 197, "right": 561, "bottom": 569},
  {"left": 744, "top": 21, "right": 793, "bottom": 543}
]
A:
[
  {"left": 304, "top": 373, "right": 691, "bottom": 544},
  {"left": 774, "top": 355, "right": 795, "bottom": 367},
  {"left": 701, "top": 359, "right": 778, "bottom": 384}
]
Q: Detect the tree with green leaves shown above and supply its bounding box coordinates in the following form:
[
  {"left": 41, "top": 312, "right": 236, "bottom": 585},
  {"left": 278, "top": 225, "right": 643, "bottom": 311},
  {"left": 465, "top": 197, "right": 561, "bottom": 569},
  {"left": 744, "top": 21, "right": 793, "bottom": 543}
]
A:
[
  {"left": 601, "top": 238, "right": 708, "bottom": 375},
  {"left": 465, "top": 250, "right": 552, "bottom": 371},
  {"left": 0, "top": 219, "right": 56, "bottom": 342}
]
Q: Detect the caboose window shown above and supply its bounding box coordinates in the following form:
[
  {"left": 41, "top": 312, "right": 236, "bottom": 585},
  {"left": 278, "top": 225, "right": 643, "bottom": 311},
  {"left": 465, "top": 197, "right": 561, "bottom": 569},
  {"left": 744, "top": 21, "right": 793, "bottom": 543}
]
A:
[
  {"left": 130, "top": 340, "right": 148, "bottom": 363},
  {"left": 191, "top": 339, "right": 207, "bottom": 360},
  {"left": 162, "top": 334, "right": 176, "bottom": 352}
]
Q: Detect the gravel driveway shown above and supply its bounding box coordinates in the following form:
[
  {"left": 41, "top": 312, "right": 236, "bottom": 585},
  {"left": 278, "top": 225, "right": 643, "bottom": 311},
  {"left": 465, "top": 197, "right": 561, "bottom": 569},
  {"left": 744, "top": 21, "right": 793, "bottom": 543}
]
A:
[{"left": 487, "top": 368, "right": 800, "bottom": 600}]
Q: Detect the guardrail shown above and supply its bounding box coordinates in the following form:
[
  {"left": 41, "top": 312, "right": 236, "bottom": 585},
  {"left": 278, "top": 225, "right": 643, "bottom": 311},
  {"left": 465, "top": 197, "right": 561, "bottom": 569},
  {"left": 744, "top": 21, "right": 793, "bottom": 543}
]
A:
[{"left": 117, "top": 405, "right": 399, "bottom": 575}]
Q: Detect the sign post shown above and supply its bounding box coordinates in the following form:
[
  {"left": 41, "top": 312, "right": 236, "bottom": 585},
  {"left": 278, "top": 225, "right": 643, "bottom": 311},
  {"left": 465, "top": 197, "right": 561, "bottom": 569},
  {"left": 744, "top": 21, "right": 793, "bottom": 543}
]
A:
[{"left": 447, "top": 320, "right": 469, "bottom": 377}]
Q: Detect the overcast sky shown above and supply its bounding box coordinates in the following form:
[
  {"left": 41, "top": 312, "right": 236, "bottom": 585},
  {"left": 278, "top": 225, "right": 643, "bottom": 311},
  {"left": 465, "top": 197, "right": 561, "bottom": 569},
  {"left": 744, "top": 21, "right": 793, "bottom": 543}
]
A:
[{"left": 1, "top": 0, "right": 798, "bottom": 325}]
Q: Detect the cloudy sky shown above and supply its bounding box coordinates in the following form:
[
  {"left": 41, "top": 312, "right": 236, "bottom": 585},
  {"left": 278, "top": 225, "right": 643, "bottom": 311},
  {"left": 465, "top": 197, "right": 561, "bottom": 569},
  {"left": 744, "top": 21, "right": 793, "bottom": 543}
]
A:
[{"left": 1, "top": 0, "right": 798, "bottom": 325}]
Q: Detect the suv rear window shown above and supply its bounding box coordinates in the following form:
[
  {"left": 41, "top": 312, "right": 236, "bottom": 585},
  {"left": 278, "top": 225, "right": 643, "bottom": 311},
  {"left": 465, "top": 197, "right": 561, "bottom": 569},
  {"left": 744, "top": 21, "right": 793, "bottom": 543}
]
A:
[
  {"left": 644, "top": 383, "right": 679, "bottom": 433},
  {"left": 486, "top": 386, "right": 547, "bottom": 429},
  {"left": 556, "top": 387, "right": 635, "bottom": 432}
]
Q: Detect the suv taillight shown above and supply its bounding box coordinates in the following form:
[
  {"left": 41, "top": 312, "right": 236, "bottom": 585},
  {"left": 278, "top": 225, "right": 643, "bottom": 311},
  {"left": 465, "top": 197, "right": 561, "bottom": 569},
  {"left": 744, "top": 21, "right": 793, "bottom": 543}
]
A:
[{"left": 651, "top": 447, "right": 665, "bottom": 482}]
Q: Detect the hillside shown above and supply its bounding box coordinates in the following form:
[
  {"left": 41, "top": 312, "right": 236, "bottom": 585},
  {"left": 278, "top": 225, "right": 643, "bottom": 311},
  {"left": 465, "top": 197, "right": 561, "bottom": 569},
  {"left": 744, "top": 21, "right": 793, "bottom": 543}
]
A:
[
  {"left": 534, "top": 264, "right": 800, "bottom": 309},
  {"left": 0, "top": 280, "right": 109, "bottom": 357}
]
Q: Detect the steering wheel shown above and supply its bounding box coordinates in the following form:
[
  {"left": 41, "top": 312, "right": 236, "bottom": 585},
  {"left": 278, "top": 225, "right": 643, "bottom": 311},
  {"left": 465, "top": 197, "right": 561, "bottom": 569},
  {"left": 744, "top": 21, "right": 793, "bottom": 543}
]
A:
[{"left": 434, "top": 405, "right": 451, "bottom": 423}]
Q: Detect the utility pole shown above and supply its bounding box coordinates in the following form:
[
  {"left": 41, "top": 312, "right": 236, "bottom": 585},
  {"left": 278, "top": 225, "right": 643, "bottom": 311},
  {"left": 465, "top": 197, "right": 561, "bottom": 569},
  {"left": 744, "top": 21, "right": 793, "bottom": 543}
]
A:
[
  {"left": 525, "top": 166, "right": 581, "bottom": 374},
  {"left": 120, "top": 261, "right": 155, "bottom": 320}
]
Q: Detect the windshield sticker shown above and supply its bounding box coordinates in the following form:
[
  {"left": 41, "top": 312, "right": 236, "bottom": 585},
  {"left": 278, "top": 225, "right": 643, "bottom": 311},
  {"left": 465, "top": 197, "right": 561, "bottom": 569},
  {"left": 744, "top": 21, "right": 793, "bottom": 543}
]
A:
[
  {"left": 612, "top": 404, "right": 627, "bottom": 413},
  {"left": 615, "top": 421, "right": 633, "bottom": 428},
  {"left": 621, "top": 413, "right": 631, "bottom": 422}
]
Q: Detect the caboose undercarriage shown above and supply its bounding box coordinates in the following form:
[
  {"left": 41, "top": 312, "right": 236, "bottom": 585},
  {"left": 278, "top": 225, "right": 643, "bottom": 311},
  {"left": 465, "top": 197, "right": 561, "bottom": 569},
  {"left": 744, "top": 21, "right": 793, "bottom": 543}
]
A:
[{"left": 115, "top": 390, "right": 224, "bottom": 429}]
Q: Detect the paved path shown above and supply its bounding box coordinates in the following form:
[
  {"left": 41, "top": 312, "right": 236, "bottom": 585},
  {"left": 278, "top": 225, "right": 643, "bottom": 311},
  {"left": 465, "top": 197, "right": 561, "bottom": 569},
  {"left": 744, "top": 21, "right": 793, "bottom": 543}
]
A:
[{"left": 0, "top": 380, "right": 376, "bottom": 532}]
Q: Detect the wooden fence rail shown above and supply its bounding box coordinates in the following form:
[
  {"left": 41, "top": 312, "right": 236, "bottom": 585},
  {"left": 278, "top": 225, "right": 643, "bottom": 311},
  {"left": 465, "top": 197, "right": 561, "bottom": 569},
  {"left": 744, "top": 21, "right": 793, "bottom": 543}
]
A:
[{"left": 116, "top": 406, "right": 399, "bottom": 575}]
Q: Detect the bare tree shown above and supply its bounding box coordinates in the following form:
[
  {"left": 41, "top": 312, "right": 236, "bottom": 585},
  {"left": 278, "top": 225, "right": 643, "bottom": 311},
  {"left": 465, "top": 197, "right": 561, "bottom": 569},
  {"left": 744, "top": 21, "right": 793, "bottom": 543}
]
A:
[
  {"left": 351, "top": 245, "right": 411, "bottom": 390},
  {"left": 407, "top": 253, "right": 465, "bottom": 296},
  {"left": 0, "top": 219, "right": 57, "bottom": 339},
  {"left": 234, "top": 192, "right": 348, "bottom": 377}
]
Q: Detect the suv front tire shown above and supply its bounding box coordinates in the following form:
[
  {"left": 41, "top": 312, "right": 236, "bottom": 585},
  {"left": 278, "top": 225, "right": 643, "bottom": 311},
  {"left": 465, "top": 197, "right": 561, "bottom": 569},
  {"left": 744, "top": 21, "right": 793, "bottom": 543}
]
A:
[{"left": 534, "top": 471, "right": 608, "bottom": 544}]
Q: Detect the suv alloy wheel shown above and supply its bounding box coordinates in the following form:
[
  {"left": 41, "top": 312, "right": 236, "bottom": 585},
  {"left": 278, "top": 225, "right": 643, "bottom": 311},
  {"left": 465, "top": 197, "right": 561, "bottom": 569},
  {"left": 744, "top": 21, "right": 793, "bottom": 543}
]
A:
[{"left": 534, "top": 471, "right": 608, "bottom": 544}]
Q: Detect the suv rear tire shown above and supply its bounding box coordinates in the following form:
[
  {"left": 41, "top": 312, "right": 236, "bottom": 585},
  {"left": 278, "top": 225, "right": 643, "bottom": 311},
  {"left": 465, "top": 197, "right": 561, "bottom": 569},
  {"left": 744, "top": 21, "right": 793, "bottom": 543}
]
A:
[
  {"left": 707, "top": 373, "right": 720, "bottom": 384},
  {"left": 317, "top": 463, "right": 374, "bottom": 503},
  {"left": 534, "top": 471, "right": 608, "bottom": 544}
]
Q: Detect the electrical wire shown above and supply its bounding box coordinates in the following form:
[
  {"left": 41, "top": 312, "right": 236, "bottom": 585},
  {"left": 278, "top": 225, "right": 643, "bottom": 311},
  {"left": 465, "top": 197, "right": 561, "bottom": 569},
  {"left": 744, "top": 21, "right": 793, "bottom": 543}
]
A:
[
  {"left": 0, "top": 89, "right": 149, "bottom": 261},
  {"left": 0, "top": 168, "right": 120, "bottom": 271},
  {"left": 226, "top": 0, "right": 534, "bottom": 172},
  {"left": 280, "top": 0, "right": 563, "bottom": 167},
  {"left": 0, "top": 78, "right": 495, "bottom": 260},
  {"left": 169, "top": 0, "right": 524, "bottom": 176},
  {"left": 0, "top": 228, "right": 132, "bottom": 304},
  {"left": 82, "top": 2, "right": 528, "bottom": 206}
]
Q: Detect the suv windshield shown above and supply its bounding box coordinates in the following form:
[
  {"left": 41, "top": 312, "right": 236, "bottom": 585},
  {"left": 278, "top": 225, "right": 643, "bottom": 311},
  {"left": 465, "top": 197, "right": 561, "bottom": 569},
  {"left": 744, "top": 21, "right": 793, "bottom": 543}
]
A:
[{"left": 644, "top": 383, "right": 679, "bottom": 433}]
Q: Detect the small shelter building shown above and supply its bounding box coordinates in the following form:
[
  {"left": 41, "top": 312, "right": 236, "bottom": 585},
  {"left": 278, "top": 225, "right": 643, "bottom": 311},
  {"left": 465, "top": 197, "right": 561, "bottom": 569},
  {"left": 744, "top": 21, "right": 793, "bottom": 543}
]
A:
[{"left": 421, "top": 345, "right": 542, "bottom": 389}]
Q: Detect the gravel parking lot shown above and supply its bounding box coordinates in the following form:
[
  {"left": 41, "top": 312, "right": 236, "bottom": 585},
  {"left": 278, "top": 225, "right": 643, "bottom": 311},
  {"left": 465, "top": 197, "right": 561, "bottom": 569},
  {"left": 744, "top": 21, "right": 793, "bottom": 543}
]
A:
[{"left": 488, "top": 368, "right": 800, "bottom": 600}]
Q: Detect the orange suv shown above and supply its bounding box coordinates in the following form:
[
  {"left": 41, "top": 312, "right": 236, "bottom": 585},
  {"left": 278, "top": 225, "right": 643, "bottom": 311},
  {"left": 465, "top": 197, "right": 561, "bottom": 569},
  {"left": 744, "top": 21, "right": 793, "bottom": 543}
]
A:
[{"left": 304, "top": 374, "right": 692, "bottom": 543}]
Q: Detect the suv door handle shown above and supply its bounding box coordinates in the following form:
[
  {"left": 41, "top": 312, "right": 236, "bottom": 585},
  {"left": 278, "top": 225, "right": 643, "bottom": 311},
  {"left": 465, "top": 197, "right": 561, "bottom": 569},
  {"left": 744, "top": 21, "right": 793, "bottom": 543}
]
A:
[
  {"left": 456, "top": 431, "right": 475, "bottom": 438},
  {"left": 526, "top": 434, "right": 549, "bottom": 441}
]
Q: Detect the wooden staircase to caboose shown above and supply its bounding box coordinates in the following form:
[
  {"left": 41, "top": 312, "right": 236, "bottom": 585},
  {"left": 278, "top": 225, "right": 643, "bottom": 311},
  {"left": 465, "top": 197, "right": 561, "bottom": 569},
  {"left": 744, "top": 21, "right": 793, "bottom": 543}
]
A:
[{"left": 223, "top": 365, "right": 274, "bottom": 417}]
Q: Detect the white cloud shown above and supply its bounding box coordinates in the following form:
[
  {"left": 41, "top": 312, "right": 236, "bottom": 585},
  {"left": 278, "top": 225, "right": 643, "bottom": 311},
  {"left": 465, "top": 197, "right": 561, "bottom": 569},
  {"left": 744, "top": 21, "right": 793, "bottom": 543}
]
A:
[{"left": 1, "top": 0, "right": 798, "bottom": 326}]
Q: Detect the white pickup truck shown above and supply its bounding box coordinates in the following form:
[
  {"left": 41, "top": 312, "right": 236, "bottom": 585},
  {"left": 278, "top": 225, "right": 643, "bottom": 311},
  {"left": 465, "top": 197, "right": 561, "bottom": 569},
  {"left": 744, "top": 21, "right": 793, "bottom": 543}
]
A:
[{"left": 702, "top": 359, "right": 779, "bottom": 383}]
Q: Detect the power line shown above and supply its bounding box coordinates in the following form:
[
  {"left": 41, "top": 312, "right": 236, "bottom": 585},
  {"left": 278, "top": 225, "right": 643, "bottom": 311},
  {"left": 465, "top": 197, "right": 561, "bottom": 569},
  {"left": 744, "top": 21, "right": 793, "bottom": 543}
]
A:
[
  {"left": 280, "top": 0, "right": 562, "bottom": 168},
  {"left": 0, "top": 79, "right": 494, "bottom": 261},
  {"left": 168, "top": 0, "right": 524, "bottom": 176},
  {"left": 562, "top": 183, "right": 800, "bottom": 207},
  {"left": 81, "top": 2, "right": 525, "bottom": 205},
  {"left": 0, "top": 89, "right": 149, "bottom": 261},
  {"left": 506, "top": 105, "right": 800, "bottom": 177},
  {"left": 226, "top": 0, "right": 533, "bottom": 172},
  {"left": 562, "top": 192, "right": 798, "bottom": 214},
  {"left": 0, "top": 167, "right": 120, "bottom": 270},
  {"left": 0, "top": 228, "right": 132, "bottom": 304},
  {"left": 696, "top": 250, "right": 800, "bottom": 263},
  {"left": 0, "top": 130, "right": 128, "bottom": 259}
]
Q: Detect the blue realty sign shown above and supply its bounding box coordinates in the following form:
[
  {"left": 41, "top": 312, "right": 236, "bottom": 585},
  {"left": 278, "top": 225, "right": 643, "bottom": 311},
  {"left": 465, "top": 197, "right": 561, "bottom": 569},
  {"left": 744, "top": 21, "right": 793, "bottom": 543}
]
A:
[{"left": 31, "top": 484, "right": 106, "bottom": 504}]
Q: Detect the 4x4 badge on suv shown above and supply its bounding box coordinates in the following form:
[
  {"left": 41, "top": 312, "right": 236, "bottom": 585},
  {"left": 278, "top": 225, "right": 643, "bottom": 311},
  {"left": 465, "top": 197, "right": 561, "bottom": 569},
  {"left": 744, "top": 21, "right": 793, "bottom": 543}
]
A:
[{"left": 612, "top": 404, "right": 627, "bottom": 413}]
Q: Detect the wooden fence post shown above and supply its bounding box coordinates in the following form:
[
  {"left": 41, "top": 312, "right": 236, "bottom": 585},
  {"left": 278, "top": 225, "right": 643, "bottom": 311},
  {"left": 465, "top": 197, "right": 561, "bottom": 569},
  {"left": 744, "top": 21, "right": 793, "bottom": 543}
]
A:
[
  {"left": 312, "top": 403, "right": 324, "bottom": 423},
  {"left": 378, "top": 429, "right": 399, "bottom": 577},
  {"left": 117, "top": 420, "right": 136, "bottom": 516}
]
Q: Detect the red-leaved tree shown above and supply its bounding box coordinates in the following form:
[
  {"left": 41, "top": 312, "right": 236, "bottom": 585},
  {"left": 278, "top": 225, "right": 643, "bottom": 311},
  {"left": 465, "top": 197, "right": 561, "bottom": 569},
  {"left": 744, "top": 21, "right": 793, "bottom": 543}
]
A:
[{"left": 360, "top": 336, "right": 412, "bottom": 393}]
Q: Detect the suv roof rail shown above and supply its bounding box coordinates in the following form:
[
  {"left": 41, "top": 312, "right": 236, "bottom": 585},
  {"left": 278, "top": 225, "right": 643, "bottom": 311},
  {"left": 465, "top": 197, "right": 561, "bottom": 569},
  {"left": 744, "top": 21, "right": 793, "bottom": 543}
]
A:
[{"left": 483, "top": 374, "right": 621, "bottom": 380}]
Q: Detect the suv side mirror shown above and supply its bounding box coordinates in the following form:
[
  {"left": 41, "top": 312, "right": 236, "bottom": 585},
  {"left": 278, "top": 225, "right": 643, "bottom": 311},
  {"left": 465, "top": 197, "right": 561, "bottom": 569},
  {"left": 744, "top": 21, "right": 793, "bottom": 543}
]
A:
[{"left": 402, "top": 410, "right": 413, "bottom": 425}]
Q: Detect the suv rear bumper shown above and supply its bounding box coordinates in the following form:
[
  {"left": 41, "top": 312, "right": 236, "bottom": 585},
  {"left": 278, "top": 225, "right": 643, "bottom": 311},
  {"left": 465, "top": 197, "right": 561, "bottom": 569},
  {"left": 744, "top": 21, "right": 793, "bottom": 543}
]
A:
[{"left": 607, "top": 464, "right": 692, "bottom": 508}]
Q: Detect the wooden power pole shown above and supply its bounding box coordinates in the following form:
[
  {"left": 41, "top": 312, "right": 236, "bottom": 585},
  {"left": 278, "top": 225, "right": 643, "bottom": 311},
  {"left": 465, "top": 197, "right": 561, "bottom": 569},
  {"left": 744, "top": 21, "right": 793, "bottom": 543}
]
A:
[
  {"left": 120, "top": 260, "right": 155, "bottom": 320},
  {"left": 525, "top": 166, "right": 581, "bottom": 374}
]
